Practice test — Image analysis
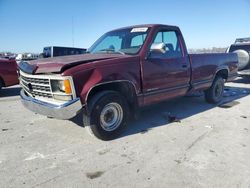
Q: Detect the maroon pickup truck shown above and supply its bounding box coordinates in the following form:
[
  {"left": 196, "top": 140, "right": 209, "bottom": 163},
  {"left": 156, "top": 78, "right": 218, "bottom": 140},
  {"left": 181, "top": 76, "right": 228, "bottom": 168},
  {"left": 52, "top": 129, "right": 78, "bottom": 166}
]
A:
[
  {"left": 0, "top": 58, "right": 19, "bottom": 90},
  {"left": 18, "top": 24, "right": 238, "bottom": 140}
]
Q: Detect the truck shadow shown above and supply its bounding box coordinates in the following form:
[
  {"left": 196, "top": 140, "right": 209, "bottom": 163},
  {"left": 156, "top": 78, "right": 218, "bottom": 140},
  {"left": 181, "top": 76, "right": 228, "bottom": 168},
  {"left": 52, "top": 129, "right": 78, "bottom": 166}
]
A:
[
  {"left": 120, "top": 85, "right": 250, "bottom": 138},
  {"left": 232, "top": 76, "right": 250, "bottom": 84},
  {"left": 0, "top": 85, "right": 21, "bottom": 97},
  {"left": 71, "top": 85, "right": 250, "bottom": 140}
]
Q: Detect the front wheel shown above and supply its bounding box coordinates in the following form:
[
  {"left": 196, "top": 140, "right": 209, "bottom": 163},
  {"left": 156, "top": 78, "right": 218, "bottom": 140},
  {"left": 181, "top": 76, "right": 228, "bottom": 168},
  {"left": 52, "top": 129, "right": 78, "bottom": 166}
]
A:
[
  {"left": 83, "top": 91, "right": 129, "bottom": 140},
  {"left": 205, "top": 76, "right": 225, "bottom": 104}
]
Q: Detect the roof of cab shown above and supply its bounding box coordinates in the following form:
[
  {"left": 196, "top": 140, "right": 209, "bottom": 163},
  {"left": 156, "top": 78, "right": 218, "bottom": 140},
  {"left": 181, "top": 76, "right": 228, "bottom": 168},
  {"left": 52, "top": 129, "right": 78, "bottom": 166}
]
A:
[{"left": 109, "top": 24, "right": 179, "bottom": 32}]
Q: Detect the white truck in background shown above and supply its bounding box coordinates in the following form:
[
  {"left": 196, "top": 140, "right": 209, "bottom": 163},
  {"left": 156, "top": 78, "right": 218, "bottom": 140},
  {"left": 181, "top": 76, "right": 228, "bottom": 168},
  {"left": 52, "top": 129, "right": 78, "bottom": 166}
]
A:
[
  {"left": 42, "top": 46, "right": 86, "bottom": 58},
  {"left": 227, "top": 38, "right": 250, "bottom": 77},
  {"left": 16, "top": 46, "right": 87, "bottom": 62}
]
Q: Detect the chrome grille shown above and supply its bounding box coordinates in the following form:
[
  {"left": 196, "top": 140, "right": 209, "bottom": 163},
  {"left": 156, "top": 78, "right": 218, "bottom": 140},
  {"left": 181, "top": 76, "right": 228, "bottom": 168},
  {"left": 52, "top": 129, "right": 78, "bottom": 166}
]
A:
[
  {"left": 20, "top": 75, "right": 50, "bottom": 85},
  {"left": 20, "top": 72, "right": 53, "bottom": 98}
]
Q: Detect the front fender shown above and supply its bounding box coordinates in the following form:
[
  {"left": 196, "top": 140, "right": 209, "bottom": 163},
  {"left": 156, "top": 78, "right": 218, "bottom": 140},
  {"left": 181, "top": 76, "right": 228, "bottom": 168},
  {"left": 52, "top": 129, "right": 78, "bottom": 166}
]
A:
[{"left": 80, "top": 68, "right": 140, "bottom": 104}]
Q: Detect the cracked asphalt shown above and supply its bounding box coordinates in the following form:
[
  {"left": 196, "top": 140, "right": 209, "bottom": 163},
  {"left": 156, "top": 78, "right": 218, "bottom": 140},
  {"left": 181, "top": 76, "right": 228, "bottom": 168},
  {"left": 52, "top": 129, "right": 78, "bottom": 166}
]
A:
[{"left": 0, "top": 78, "right": 250, "bottom": 188}]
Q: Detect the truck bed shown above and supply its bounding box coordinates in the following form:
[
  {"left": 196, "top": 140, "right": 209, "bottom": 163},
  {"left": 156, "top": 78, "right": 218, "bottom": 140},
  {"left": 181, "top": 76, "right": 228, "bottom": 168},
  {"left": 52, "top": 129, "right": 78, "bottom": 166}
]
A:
[{"left": 189, "top": 53, "right": 238, "bottom": 90}]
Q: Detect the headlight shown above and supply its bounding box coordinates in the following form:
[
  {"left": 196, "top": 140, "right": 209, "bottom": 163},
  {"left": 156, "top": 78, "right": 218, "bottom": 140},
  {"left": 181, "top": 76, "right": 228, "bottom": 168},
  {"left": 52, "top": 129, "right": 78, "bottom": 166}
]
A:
[
  {"left": 50, "top": 79, "right": 73, "bottom": 101},
  {"left": 51, "top": 79, "right": 72, "bottom": 94}
]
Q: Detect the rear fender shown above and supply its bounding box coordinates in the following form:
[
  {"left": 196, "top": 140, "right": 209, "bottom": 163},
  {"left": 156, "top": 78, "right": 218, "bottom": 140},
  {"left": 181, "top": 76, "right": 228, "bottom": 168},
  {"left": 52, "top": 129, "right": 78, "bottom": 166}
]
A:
[{"left": 214, "top": 67, "right": 229, "bottom": 81}]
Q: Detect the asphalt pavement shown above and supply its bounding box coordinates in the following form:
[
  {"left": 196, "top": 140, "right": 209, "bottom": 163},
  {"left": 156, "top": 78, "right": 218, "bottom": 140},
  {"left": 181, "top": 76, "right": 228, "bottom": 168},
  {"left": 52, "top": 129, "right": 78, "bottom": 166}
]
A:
[{"left": 0, "top": 78, "right": 250, "bottom": 188}]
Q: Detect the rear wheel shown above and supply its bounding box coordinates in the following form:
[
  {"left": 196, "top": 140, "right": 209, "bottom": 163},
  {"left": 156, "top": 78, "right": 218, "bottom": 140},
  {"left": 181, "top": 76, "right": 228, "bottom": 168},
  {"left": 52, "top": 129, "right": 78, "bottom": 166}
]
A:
[
  {"left": 83, "top": 91, "right": 129, "bottom": 140},
  {"left": 205, "top": 76, "right": 225, "bottom": 104}
]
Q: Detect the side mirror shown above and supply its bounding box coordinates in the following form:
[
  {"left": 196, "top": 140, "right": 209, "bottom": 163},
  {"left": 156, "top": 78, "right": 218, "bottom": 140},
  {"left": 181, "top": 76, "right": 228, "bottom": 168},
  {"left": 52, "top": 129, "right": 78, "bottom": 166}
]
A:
[{"left": 150, "top": 43, "right": 166, "bottom": 54}]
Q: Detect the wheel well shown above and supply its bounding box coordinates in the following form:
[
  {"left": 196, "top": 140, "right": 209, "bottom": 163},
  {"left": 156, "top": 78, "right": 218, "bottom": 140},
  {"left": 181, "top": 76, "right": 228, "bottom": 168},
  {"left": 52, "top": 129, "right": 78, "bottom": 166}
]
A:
[
  {"left": 216, "top": 69, "right": 228, "bottom": 80},
  {"left": 86, "top": 82, "right": 138, "bottom": 110}
]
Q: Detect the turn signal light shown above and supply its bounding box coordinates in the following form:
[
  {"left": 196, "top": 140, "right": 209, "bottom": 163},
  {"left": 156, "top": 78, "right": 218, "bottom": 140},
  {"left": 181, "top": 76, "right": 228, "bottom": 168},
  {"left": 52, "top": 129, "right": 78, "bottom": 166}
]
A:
[{"left": 64, "top": 79, "right": 72, "bottom": 94}]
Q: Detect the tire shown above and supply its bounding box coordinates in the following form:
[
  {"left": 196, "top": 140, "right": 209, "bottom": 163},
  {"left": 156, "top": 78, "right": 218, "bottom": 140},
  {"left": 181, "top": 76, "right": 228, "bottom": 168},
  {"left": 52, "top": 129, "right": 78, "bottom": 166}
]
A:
[
  {"left": 233, "top": 50, "right": 250, "bottom": 70},
  {"left": 83, "top": 91, "right": 129, "bottom": 141},
  {"left": 205, "top": 76, "right": 225, "bottom": 104}
]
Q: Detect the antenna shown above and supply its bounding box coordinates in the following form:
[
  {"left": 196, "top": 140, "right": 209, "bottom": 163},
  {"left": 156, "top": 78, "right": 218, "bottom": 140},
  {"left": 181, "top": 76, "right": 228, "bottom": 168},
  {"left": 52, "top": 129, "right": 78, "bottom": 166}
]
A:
[{"left": 72, "top": 16, "right": 75, "bottom": 47}]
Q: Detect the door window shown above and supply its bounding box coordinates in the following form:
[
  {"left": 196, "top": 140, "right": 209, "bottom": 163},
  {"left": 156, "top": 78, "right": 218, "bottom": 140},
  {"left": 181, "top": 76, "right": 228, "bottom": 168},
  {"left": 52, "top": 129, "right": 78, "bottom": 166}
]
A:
[{"left": 153, "top": 31, "right": 183, "bottom": 58}]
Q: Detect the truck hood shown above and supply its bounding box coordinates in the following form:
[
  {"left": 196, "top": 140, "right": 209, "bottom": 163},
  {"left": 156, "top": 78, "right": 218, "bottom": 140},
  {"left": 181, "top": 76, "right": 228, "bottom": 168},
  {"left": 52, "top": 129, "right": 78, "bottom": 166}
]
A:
[{"left": 18, "top": 53, "right": 130, "bottom": 74}]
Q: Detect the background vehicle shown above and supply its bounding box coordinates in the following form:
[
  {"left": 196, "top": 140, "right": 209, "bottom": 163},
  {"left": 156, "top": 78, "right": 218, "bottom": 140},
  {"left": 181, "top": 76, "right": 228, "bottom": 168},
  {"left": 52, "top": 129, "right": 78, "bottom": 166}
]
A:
[
  {"left": 43, "top": 46, "right": 87, "bottom": 58},
  {"left": 0, "top": 58, "right": 19, "bottom": 90},
  {"left": 18, "top": 24, "right": 238, "bottom": 140},
  {"left": 0, "top": 52, "right": 16, "bottom": 60},
  {"left": 16, "top": 53, "right": 39, "bottom": 62},
  {"left": 227, "top": 37, "right": 250, "bottom": 77}
]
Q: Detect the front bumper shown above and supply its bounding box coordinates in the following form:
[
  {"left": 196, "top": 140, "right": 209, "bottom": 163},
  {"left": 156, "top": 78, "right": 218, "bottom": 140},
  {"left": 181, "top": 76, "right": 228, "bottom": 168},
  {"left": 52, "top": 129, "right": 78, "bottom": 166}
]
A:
[{"left": 20, "top": 90, "right": 82, "bottom": 120}]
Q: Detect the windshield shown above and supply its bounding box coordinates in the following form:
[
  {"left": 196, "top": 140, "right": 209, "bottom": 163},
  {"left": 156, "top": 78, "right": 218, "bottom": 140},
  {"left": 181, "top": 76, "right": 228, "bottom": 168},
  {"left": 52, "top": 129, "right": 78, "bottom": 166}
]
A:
[{"left": 88, "top": 27, "right": 150, "bottom": 55}]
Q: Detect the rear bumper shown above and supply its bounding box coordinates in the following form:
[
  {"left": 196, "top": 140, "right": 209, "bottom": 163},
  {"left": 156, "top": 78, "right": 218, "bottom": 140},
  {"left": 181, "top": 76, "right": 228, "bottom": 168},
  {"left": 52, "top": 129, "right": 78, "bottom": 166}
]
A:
[{"left": 20, "top": 90, "right": 82, "bottom": 120}]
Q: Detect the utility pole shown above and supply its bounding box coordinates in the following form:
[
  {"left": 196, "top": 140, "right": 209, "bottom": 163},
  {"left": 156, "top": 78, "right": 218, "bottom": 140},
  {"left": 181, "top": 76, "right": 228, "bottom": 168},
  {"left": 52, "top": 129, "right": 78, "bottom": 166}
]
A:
[{"left": 72, "top": 16, "right": 75, "bottom": 47}]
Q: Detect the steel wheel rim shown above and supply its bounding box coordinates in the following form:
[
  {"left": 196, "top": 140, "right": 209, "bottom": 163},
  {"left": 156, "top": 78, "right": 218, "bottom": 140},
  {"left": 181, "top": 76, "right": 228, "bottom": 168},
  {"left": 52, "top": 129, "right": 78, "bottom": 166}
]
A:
[{"left": 100, "top": 102, "right": 123, "bottom": 132}]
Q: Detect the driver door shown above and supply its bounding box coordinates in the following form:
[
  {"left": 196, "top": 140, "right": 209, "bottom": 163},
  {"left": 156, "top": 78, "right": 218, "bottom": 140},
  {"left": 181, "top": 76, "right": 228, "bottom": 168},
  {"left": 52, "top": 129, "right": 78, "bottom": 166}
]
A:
[{"left": 142, "top": 30, "right": 191, "bottom": 105}]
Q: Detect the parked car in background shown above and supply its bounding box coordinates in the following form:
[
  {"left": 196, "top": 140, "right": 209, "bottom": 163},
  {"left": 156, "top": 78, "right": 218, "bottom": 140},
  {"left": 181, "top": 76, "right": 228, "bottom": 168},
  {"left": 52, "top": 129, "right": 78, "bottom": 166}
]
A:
[
  {"left": 0, "top": 52, "right": 16, "bottom": 60},
  {"left": 227, "top": 37, "right": 250, "bottom": 77},
  {"left": 0, "top": 58, "right": 19, "bottom": 90},
  {"left": 42, "top": 46, "right": 87, "bottom": 58},
  {"left": 18, "top": 24, "right": 238, "bottom": 140}
]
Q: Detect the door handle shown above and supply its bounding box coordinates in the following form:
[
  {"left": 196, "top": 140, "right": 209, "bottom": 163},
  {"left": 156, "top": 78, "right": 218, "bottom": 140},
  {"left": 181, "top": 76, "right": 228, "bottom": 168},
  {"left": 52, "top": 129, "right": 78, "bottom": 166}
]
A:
[{"left": 182, "top": 64, "right": 188, "bottom": 68}]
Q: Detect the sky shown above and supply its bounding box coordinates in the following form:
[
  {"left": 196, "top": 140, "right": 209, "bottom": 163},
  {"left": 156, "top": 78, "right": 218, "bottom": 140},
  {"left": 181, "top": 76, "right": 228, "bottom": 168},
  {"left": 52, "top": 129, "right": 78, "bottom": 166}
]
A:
[{"left": 0, "top": 0, "right": 250, "bottom": 53}]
